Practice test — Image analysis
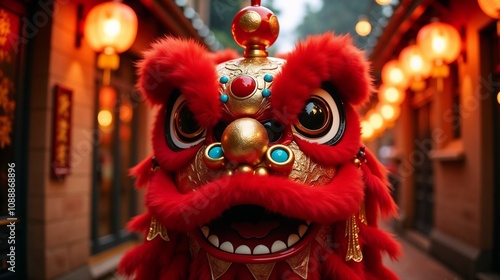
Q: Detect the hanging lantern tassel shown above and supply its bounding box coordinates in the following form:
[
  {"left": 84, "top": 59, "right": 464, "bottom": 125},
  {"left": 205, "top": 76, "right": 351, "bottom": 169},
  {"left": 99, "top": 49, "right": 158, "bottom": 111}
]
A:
[
  {"left": 345, "top": 215, "right": 363, "bottom": 262},
  {"left": 359, "top": 200, "right": 368, "bottom": 225},
  {"left": 432, "top": 63, "right": 450, "bottom": 92}
]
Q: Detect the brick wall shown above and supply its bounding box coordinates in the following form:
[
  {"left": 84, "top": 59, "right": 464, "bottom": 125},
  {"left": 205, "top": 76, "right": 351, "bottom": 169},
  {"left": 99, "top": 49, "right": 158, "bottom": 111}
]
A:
[{"left": 27, "top": 1, "right": 98, "bottom": 278}]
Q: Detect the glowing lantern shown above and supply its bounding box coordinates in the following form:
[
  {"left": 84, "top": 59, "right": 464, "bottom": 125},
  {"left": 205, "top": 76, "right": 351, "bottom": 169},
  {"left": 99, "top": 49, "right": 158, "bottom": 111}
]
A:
[
  {"left": 477, "top": 0, "right": 500, "bottom": 36},
  {"left": 379, "top": 103, "right": 401, "bottom": 123},
  {"left": 417, "top": 21, "right": 461, "bottom": 91},
  {"left": 376, "top": 0, "right": 392, "bottom": 5},
  {"left": 381, "top": 59, "right": 409, "bottom": 89},
  {"left": 368, "top": 111, "right": 384, "bottom": 132},
  {"left": 378, "top": 84, "right": 406, "bottom": 105},
  {"left": 120, "top": 103, "right": 133, "bottom": 123},
  {"left": 85, "top": 2, "right": 137, "bottom": 54},
  {"left": 356, "top": 18, "right": 372, "bottom": 37},
  {"left": 85, "top": 2, "right": 138, "bottom": 85},
  {"left": 497, "top": 91, "right": 500, "bottom": 104},
  {"left": 98, "top": 109, "right": 113, "bottom": 128},
  {"left": 417, "top": 21, "right": 461, "bottom": 66},
  {"left": 361, "top": 120, "right": 374, "bottom": 140},
  {"left": 399, "top": 44, "right": 432, "bottom": 91},
  {"left": 98, "top": 86, "right": 117, "bottom": 108}
]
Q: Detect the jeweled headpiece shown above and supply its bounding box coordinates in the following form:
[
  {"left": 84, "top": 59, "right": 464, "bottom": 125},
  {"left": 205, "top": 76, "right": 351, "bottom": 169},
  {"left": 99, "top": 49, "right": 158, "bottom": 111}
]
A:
[{"left": 231, "top": 0, "right": 279, "bottom": 58}]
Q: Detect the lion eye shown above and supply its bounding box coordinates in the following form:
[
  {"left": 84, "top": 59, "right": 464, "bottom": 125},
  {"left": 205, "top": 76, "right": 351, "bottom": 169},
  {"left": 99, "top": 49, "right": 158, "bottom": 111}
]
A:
[
  {"left": 165, "top": 92, "right": 205, "bottom": 150},
  {"left": 296, "top": 97, "right": 330, "bottom": 138},
  {"left": 293, "top": 86, "right": 345, "bottom": 145},
  {"left": 175, "top": 103, "right": 203, "bottom": 140}
]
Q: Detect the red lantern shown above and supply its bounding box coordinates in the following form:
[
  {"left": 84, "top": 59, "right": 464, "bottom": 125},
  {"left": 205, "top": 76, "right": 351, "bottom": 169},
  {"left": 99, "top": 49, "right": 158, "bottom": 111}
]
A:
[
  {"left": 417, "top": 21, "right": 461, "bottom": 66},
  {"left": 381, "top": 59, "right": 409, "bottom": 89},
  {"left": 84, "top": 2, "right": 138, "bottom": 54}
]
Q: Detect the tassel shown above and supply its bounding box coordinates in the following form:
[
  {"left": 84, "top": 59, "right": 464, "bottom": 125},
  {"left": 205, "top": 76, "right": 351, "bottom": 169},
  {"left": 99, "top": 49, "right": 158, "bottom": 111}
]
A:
[
  {"left": 359, "top": 200, "right": 367, "bottom": 225},
  {"left": 345, "top": 215, "right": 363, "bottom": 262}
]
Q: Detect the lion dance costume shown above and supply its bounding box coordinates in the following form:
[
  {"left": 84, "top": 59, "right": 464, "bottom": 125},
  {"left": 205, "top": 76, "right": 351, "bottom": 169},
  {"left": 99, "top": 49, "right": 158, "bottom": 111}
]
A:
[{"left": 118, "top": 1, "right": 401, "bottom": 279}]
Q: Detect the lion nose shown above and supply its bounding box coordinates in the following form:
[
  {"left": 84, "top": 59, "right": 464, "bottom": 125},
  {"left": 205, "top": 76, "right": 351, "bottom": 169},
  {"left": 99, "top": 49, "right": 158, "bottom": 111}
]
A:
[{"left": 221, "top": 118, "right": 269, "bottom": 166}]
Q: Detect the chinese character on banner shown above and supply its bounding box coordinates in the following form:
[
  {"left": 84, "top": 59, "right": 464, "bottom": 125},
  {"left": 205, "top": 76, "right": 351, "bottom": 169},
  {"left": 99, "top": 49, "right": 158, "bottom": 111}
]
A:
[{"left": 51, "top": 85, "right": 72, "bottom": 179}]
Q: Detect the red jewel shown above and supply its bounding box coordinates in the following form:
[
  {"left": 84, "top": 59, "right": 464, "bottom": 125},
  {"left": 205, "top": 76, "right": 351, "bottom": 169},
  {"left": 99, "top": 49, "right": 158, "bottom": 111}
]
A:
[{"left": 230, "top": 75, "right": 256, "bottom": 97}]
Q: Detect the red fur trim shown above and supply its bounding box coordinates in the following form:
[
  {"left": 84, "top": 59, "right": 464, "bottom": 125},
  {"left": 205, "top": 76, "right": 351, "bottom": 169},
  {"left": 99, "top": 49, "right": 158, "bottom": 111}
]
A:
[
  {"left": 293, "top": 104, "right": 361, "bottom": 166},
  {"left": 360, "top": 225, "right": 401, "bottom": 260},
  {"left": 321, "top": 251, "right": 363, "bottom": 280},
  {"left": 187, "top": 254, "right": 211, "bottom": 280},
  {"left": 362, "top": 163, "right": 397, "bottom": 219},
  {"left": 127, "top": 212, "right": 151, "bottom": 233},
  {"left": 146, "top": 163, "right": 364, "bottom": 231},
  {"left": 362, "top": 245, "right": 400, "bottom": 280},
  {"left": 365, "top": 148, "right": 389, "bottom": 184},
  {"left": 151, "top": 105, "right": 201, "bottom": 172},
  {"left": 118, "top": 233, "right": 190, "bottom": 279},
  {"left": 130, "top": 155, "right": 154, "bottom": 188},
  {"left": 272, "top": 33, "right": 372, "bottom": 124},
  {"left": 137, "top": 37, "right": 221, "bottom": 128}
]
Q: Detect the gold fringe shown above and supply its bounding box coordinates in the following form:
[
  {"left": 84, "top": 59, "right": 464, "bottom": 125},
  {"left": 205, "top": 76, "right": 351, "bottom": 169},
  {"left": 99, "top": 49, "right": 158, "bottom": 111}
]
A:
[
  {"left": 359, "top": 201, "right": 367, "bottom": 225},
  {"left": 146, "top": 217, "right": 169, "bottom": 241},
  {"left": 345, "top": 215, "right": 363, "bottom": 262}
]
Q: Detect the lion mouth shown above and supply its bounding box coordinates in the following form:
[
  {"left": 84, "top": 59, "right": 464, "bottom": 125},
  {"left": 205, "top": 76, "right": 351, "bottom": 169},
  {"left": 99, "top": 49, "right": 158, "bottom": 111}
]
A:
[{"left": 196, "top": 205, "right": 316, "bottom": 262}]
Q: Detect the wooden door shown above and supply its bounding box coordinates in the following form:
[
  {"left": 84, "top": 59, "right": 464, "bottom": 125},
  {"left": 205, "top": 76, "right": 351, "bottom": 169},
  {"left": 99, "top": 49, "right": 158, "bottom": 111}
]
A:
[{"left": 413, "top": 101, "right": 434, "bottom": 235}]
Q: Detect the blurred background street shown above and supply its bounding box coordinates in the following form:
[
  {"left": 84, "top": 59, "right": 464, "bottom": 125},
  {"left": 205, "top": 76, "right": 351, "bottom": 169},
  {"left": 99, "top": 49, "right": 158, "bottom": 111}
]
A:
[{"left": 1, "top": 0, "right": 499, "bottom": 279}]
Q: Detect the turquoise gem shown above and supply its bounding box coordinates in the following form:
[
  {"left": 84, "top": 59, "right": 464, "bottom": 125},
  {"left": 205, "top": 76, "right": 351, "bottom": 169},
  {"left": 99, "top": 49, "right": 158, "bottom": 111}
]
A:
[
  {"left": 219, "top": 76, "right": 229, "bottom": 84},
  {"left": 271, "top": 148, "right": 288, "bottom": 163},
  {"left": 220, "top": 94, "right": 228, "bottom": 103},
  {"left": 264, "top": 74, "right": 273, "bottom": 82},
  {"left": 208, "top": 146, "right": 223, "bottom": 159},
  {"left": 262, "top": 89, "right": 271, "bottom": 97}
]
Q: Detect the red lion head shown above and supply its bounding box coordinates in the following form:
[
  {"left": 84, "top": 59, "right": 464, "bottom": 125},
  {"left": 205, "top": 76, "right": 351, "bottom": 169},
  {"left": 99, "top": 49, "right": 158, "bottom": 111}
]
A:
[{"left": 119, "top": 3, "right": 400, "bottom": 279}]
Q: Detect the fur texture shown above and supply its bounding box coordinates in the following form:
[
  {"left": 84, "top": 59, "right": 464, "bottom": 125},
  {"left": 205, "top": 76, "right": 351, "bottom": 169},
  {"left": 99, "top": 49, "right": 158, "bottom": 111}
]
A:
[{"left": 119, "top": 34, "right": 400, "bottom": 279}]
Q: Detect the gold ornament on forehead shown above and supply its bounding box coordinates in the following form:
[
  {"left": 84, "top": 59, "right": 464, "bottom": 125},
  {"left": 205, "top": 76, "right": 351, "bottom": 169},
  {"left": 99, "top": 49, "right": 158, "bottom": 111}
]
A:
[
  {"left": 216, "top": 57, "right": 283, "bottom": 118},
  {"left": 239, "top": 11, "right": 261, "bottom": 33}
]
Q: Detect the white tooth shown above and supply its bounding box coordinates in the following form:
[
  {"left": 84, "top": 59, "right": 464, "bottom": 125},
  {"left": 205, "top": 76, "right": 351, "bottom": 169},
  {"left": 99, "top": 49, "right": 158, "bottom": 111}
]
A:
[
  {"left": 287, "top": 234, "right": 300, "bottom": 247},
  {"left": 208, "top": 235, "right": 219, "bottom": 247},
  {"left": 253, "top": 244, "right": 271, "bottom": 255},
  {"left": 220, "top": 241, "right": 234, "bottom": 253},
  {"left": 298, "top": 225, "right": 308, "bottom": 237},
  {"left": 235, "top": 245, "right": 251, "bottom": 255},
  {"left": 271, "top": 240, "right": 287, "bottom": 253},
  {"left": 201, "top": 226, "right": 210, "bottom": 238}
]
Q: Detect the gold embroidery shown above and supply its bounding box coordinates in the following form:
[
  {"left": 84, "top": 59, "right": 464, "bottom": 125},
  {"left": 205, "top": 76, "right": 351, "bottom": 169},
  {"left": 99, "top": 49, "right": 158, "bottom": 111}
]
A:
[
  {"left": 286, "top": 245, "right": 311, "bottom": 279},
  {"left": 207, "top": 254, "right": 232, "bottom": 280},
  {"left": 146, "top": 217, "right": 169, "bottom": 241},
  {"left": 345, "top": 215, "right": 363, "bottom": 262},
  {"left": 246, "top": 263, "right": 275, "bottom": 280},
  {"left": 359, "top": 200, "right": 368, "bottom": 225}
]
